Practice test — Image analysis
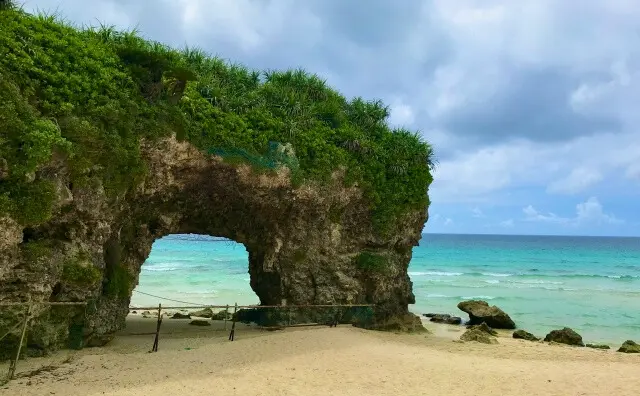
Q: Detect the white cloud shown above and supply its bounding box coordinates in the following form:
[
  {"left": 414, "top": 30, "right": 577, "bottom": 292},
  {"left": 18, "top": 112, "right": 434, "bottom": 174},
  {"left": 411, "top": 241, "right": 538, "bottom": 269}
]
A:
[
  {"left": 546, "top": 168, "right": 603, "bottom": 194},
  {"left": 431, "top": 132, "right": 640, "bottom": 203},
  {"left": 388, "top": 98, "right": 415, "bottom": 126},
  {"left": 471, "top": 207, "right": 485, "bottom": 218},
  {"left": 523, "top": 197, "right": 623, "bottom": 226},
  {"left": 499, "top": 219, "right": 514, "bottom": 228},
  {"left": 444, "top": 218, "right": 454, "bottom": 226}
]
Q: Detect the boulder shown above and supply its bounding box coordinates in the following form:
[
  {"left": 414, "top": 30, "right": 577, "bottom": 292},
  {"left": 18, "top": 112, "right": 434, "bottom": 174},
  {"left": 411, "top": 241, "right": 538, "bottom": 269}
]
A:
[
  {"left": 513, "top": 329, "right": 539, "bottom": 342},
  {"left": 460, "top": 328, "right": 498, "bottom": 344},
  {"left": 424, "top": 313, "right": 462, "bottom": 325},
  {"left": 457, "top": 300, "right": 515, "bottom": 329},
  {"left": 586, "top": 343, "right": 610, "bottom": 350},
  {"left": 212, "top": 310, "right": 232, "bottom": 320},
  {"left": 617, "top": 340, "right": 640, "bottom": 353},
  {"left": 543, "top": 327, "right": 584, "bottom": 346},
  {"left": 189, "top": 320, "right": 211, "bottom": 326},
  {"left": 190, "top": 308, "right": 214, "bottom": 318},
  {"left": 467, "top": 322, "right": 498, "bottom": 336},
  {"left": 171, "top": 312, "right": 191, "bottom": 319}
]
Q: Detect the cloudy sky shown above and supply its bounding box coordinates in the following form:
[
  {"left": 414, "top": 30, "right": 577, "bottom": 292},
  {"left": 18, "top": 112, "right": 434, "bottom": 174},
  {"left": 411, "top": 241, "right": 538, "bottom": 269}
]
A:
[{"left": 22, "top": 0, "right": 640, "bottom": 236}]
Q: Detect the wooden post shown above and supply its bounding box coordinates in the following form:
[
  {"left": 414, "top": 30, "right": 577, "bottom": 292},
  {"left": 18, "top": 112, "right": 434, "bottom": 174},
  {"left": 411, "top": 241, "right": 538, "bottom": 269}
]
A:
[
  {"left": 224, "top": 304, "right": 229, "bottom": 330},
  {"left": 288, "top": 306, "right": 292, "bottom": 327},
  {"left": 151, "top": 303, "right": 162, "bottom": 352},
  {"left": 7, "top": 302, "right": 31, "bottom": 381},
  {"left": 228, "top": 303, "right": 238, "bottom": 341}
]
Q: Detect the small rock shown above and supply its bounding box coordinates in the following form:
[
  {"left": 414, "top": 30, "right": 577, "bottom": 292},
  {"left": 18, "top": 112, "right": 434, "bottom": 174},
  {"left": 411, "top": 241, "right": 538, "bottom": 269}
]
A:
[
  {"left": 212, "top": 310, "right": 232, "bottom": 320},
  {"left": 423, "top": 313, "right": 437, "bottom": 318},
  {"left": 131, "top": 310, "right": 137, "bottom": 314},
  {"left": 142, "top": 311, "right": 151, "bottom": 316},
  {"left": 513, "top": 329, "right": 539, "bottom": 342},
  {"left": 467, "top": 322, "right": 498, "bottom": 336},
  {"left": 426, "top": 313, "right": 462, "bottom": 325},
  {"left": 190, "top": 308, "right": 214, "bottom": 318},
  {"left": 544, "top": 327, "right": 584, "bottom": 346},
  {"left": 617, "top": 340, "right": 640, "bottom": 353},
  {"left": 586, "top": 343, "right": 610, "bottom": 350},
  {"left": 460, "top": 328, "right": 498, "bottom": 344},
  {"left": 171, "top": 312, "right": 191, "bottom": 319},
  {"left": 457, "top": 300, "right": 516, "bottom": 329},
  {"left": 189, "top": 320, "right": 211, "bottom": 326}
]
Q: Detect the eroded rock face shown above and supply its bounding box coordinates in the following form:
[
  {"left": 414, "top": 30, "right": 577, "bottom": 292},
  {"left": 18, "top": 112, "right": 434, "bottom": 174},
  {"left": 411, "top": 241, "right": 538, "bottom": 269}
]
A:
[{"left": 0, "top": 137, "right": 427, "bottom": 357}]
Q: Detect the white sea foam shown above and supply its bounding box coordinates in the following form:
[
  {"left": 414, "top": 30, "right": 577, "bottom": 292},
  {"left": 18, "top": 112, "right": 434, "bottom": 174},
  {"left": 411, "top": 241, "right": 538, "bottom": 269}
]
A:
[
  {"left": 408, "top": 271, "right": 464, "bottom": 276},
  {"left": 461, "top": 295, "right": 496, "bottom": 300},
  {"left": 425, "top": 294, "right": 449, "bottom": 298}
]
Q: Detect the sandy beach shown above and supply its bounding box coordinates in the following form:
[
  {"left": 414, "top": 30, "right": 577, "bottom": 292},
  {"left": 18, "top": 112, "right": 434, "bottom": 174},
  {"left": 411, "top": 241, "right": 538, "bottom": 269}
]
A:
[{"left": 1, "top": 313, "right": 638, "bottom": 396}]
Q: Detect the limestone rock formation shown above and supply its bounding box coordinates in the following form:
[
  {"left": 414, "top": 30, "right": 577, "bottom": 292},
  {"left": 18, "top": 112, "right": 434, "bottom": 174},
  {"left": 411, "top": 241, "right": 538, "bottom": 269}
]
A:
[
  {"left": 457, "top": 300, "right": 516, "bottom": 329},
  {"left": 423, "top": 313, "right": 462, "bottom": 325},
  {"left": 0, "top": 8, "right": 433, "bottom": 359},
  {"left": 0, "top": 135, "right": 428, "bottom": 358},
  {"left": 512, "top": 329, "right": 539, "bottom": 342},
  {"left": 544, "top": 327, "right": 585, "bottom": 346},
  {"left": 617, "top": 340, "right": 640, "bottom": 353}
]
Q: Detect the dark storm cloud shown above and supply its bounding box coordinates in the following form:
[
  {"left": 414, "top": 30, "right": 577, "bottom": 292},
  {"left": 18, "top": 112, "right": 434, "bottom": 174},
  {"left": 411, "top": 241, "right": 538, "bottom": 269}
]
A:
[{"left": 440, "top": 68, "right": 622, "bottom": 144}]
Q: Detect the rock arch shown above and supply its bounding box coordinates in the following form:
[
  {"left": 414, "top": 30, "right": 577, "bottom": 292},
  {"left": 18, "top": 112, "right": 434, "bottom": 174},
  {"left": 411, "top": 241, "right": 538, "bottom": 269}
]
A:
[{"left": 0, "top": 136, "right": 426, "bottom": 356}]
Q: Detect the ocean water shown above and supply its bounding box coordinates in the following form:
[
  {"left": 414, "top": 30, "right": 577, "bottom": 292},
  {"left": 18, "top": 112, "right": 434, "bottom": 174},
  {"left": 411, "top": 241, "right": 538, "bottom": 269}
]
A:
[{"left": 131, "top": 233, "right": 640, "bottom": 345}]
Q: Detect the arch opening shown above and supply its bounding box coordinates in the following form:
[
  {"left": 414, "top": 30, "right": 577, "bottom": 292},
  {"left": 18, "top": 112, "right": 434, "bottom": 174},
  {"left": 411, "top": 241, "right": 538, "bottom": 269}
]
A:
[{"left": 130, "top": 234, "right": 258, "bottom": 308}]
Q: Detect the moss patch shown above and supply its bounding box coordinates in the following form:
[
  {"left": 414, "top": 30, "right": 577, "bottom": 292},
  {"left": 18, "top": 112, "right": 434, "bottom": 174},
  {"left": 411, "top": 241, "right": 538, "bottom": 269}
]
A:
[
  {"left": 103, "top": 265, "right": 132, "bottom": 299},
  {"left": 355, "top": 251, "right": 388, "bottom": 273},
  {"left": 61, "top": 259, "right": 101, "bottom": 286}
]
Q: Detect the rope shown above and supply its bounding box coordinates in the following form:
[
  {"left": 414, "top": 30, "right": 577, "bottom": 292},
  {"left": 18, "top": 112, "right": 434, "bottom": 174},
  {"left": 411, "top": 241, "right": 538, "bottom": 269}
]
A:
[{"left": 132, "top": 290, "right": 209, "bottom": 307}]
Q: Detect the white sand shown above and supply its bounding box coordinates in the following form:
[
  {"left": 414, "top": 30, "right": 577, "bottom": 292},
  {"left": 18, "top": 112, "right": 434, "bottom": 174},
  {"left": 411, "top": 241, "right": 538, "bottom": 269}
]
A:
[{"left": 1, "top": 315, "right": 638, "bottom": 396}]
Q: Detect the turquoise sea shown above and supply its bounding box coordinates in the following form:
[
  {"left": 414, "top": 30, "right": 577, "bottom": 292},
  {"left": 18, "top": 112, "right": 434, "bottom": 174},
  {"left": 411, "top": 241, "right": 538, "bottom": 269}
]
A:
[{"left": 131, "top": 233, "right": 640, "bottom": 345}]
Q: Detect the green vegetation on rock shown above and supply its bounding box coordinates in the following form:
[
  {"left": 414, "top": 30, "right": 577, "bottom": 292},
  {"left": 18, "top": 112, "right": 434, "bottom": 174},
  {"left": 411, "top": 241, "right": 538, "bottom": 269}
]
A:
[
  {"left": 355, "top": 251, "right": 388, "bottom": 272},
  {"left": 103, "top": 265, "right": 132, "bottom": 299},
  {"left": 0, "top": 7, "right": 434, "bottom": 233},
  {"left": 62, "top": 258, "right": 102, "bottom": 286}
]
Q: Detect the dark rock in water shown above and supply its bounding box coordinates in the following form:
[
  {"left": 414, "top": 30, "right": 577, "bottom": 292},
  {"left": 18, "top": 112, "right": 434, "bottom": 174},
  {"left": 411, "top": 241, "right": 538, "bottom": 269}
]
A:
[
  {"left": 467, "top": 322, "right": 498, "bottom": 336},
  {"left": 189, "top": 319, "right": 211, "bottom": 326},
  {"left": 544, "top": 327, "right": 584, "bottom": 346},
  {"left": 460, "top": 327, "right": 498, "bottom": 344},
  {"left": 513, "top": 329, "right": 539, "bottom": 342},
  {"left": 457, "top": 300, "right": 516, "bottom": 329},
  {"left": 617, "top": 340, "right": 640, "bottom": 353},
  {"left": 425, "top": 313, "right": 462, "bottom": 325},
  {"left": 131, "top": 310, "right": 137, "bottom": 314},
  {"left": 171, "top": 312, "right": 191, "bottom": 319},
  {"left": 586, "top": 343, "right": 610, "bottom": 350},
  {"left": 190, "top": 308, "right": 214, "bottom": 318},
  {"left": 423, "top": 313, "right": 437, "bottom": 318},
  {"left": 142, "top": 311, "right": 151, "bottom": 316}
]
